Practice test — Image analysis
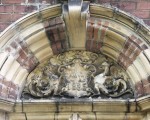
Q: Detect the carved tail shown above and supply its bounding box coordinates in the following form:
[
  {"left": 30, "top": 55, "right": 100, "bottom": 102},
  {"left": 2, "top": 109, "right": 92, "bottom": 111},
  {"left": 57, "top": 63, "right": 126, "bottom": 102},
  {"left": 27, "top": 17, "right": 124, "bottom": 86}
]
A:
[{"left": 107, "top": 89, "right": 133, "bottom": 98}]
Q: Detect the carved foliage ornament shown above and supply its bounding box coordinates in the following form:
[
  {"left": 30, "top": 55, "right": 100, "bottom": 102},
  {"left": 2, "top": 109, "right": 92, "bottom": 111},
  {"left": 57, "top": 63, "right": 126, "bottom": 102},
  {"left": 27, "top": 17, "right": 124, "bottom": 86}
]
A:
[{"left": 22, "top": 51, "right": 133, "bottom": 99}]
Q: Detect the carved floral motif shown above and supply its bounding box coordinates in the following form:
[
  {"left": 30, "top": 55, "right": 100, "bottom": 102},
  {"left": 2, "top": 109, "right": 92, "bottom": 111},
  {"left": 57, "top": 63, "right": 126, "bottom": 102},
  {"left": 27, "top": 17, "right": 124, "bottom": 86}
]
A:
[{"left": 22, "top": 51, "right": 133, "bottom": 99}]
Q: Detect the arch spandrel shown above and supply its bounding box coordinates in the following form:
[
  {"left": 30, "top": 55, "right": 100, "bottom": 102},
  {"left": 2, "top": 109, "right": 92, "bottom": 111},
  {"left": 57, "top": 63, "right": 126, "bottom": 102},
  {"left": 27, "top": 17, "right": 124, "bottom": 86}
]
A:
[{"left": 0, "top": 0, "right": 149, "bottom": 119}]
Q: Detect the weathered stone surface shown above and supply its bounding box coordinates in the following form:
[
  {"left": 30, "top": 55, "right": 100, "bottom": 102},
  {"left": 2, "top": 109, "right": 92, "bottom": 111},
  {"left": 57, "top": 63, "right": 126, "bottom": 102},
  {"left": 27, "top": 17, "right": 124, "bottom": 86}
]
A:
[
  {"left": 22, "top": 51, "right": 133, "bottom": 100},
  {"left": 0, "top": 2, "right": 150, "bottom": 120}
]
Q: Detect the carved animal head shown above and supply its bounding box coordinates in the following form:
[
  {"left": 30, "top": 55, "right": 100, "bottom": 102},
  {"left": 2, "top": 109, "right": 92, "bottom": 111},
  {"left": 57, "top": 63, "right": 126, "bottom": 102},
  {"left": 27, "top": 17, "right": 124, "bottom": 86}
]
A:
[
  {"left": 31, "top": 71, "right": 43, "bottom": 82},
  {"left": 101, "top": 61, "right": 109, "bottom": 66},
  {"left": 36, "top": 77, "right": 49, "bottom": 90},
  {"left": 104, "top": 77, "right": 114, "bottom": 89}
]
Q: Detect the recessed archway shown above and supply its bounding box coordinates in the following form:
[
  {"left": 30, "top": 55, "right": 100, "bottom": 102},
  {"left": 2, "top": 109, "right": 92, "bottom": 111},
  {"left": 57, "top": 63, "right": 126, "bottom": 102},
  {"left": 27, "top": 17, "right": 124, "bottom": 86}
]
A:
[{"left": 0, "top": 1, "right": 150, "bottom": 120}]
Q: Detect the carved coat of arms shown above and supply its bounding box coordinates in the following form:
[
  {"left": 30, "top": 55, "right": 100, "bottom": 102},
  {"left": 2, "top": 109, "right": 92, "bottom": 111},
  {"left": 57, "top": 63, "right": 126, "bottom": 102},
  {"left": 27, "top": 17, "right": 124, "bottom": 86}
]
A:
[
  {"left": 59, "top": 59, "right": 95, "bottom": 98},
  {"left": 22, "top": 51, "right": 133, "bottom": 99}
]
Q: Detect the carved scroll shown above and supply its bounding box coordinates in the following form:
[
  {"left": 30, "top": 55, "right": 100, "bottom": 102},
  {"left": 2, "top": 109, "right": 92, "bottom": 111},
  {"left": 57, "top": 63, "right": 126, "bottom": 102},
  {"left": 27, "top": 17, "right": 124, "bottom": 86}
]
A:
[
  {"left": 22, "top": 51, "right": 133, "bottom": 99},
  {"left": 63, "top": 0, "right": 89, "bottom": 48}
]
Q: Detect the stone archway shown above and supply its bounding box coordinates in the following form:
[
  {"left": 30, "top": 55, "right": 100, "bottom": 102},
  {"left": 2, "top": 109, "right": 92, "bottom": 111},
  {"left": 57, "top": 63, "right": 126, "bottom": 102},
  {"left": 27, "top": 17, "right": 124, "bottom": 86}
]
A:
[{"left": 0, "top": 0, "right": 150, "bottom": 120}]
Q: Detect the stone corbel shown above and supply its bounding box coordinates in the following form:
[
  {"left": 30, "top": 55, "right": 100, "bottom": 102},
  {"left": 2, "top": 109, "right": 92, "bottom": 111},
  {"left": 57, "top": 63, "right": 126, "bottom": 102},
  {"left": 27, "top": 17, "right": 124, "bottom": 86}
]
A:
[{"left": 63, "top": 0, "right": 89, "bottom": 49}]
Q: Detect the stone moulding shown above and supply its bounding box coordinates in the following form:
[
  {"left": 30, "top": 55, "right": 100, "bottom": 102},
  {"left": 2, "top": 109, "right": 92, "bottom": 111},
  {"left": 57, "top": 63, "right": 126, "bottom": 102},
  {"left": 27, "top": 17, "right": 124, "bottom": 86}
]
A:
[
  {"left": 0, "top": 2, "right": 150, "bottom": 101},
  {"left": 6, "top": 98, "right": 149, "bottom": 120},
  {"left": 0, "top": 99, "right": 14, "bottom": 112},
  {"left": 0, "top": 1, "right": 150, "bottom": 120},
  {"left": 13, "top": 95, "right": 150, "bottom": 113},
  {"left": 0, "top": 94, "right": 147, "bottom": 119}
]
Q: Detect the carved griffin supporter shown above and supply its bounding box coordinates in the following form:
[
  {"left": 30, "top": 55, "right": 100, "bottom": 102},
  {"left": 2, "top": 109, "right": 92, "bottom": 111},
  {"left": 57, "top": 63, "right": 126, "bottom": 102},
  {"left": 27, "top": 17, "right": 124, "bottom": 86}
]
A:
[
  {"left": 93, "top": 61, "right": 132, "bottom": 98},
  {"left": 22, "top": 51, "right": 133, "bottom": 99}
]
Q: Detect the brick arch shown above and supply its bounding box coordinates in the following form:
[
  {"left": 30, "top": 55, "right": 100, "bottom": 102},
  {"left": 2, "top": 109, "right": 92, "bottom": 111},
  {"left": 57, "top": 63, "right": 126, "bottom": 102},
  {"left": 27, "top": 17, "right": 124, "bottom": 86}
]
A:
[{"left": 0, "top": 4, "right": 150, "bottom": 101}]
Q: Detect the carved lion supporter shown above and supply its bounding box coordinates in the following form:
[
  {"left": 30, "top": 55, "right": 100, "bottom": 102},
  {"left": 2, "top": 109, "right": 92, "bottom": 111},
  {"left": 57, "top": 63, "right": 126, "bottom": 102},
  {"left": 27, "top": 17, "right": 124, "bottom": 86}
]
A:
[{"left": 26, "top": 69, "right": 59, "bottom": 97}]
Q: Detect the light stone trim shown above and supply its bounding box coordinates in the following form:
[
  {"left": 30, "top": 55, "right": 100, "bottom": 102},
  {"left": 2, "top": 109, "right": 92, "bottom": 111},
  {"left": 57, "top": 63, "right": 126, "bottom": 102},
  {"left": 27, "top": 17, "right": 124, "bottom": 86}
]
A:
[
  {"left": 8, "top": 112, "right": 143, "bottom": 120},
  {"left": 5, "top": 60, "right": 20, "bottom": 81},
  {"left": 0, "top": 2, "right": 149, "bottom": 120},
  {"left": 0, "top": 0, "right": 149, "bottom": 108},
  {"left": 14, "top": 96, "right": 150, "bottom": 113},
  {"left": 0, "top": 56, "right": 15, "bottom": 77},
  {"left": 63, "top": 0, "right": 89, "bottom": 49},
  {"left": 0, "top": 100, "right": 14, "bottom": 112},
  {"left": 126, "top": 65, "right": 141, "bottom": 84},
  {"left": 0, "top": 96, "right": 149, "bottom": 119}
]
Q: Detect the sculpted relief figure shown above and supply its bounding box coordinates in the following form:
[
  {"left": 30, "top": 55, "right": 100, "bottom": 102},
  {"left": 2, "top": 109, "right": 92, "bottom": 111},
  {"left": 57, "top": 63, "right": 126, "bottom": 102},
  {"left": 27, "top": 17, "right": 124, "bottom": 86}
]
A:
[
  {"left": 23, "top": 68, "right": 59, "bottom": 98},
  {"left": 94, "top": 61, "right": 132, "bottom": 98},
  {"left": 94, "top": 62, "right": 110, "bottom": 95},
  {"left": 22, "top": 51, "right": 133, "bottom": 99}
]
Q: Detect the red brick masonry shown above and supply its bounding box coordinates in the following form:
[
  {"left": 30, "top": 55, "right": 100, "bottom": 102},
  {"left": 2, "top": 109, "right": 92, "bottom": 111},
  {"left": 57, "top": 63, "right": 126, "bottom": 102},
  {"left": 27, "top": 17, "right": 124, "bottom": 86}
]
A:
[{"left": 0, "top": 0, "right": 150, "bottom": 33}]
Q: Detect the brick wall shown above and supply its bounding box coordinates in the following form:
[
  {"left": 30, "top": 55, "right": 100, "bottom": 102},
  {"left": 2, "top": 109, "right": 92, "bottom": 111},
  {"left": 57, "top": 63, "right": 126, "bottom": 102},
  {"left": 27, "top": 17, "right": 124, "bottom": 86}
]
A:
[
  {"left": 98, "top": 0, "right": 150, "bottom": 25},
  {"left": 0, "top": 0, "right": 150, "bottom": 33}
]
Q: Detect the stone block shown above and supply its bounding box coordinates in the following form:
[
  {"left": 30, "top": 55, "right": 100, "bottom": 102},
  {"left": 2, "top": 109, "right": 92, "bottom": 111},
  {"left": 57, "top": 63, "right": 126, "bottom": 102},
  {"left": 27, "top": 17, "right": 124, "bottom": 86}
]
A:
[
  {"left": 58, "top": 103, "right": 72, "bottom": 112},
  {"left": 8, "top": 113, "right": 26, "bottom": 120},
  {"left": 71, "top": 102, "right": 92, "bottom": 112},
  {"left": 27, "top": 113, "right": 55, "bottom": 120},
  {"left": 56, "top": 113, "right": 71, "bottom": 120},
  {"left": 93, "top": 101, "right": 126, "bottom": 112},
  {"left": 90, "top": 5, "right": 113, "bottom": 17}
]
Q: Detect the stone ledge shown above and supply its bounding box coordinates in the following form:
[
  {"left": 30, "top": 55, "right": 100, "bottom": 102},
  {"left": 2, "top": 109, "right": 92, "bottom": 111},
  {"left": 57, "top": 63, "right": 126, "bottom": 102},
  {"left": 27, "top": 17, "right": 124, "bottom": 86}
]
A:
[
  {"left": 0, "top": 99, "right": 14, "bottom": 112},
  {"left": 8, "top": 112, "right": 143, "bottom": 120},
  {"left": 15, "top": 101, "right": 126, "bottom": 113},
  {"left": 13, "top": 95, "right": 150, "bottom": 113}
]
